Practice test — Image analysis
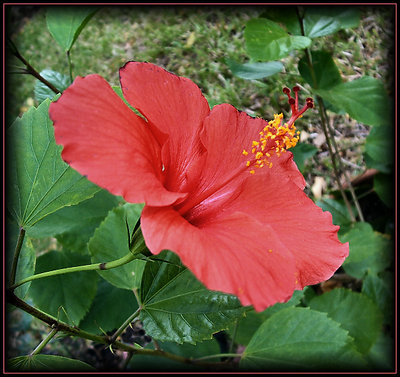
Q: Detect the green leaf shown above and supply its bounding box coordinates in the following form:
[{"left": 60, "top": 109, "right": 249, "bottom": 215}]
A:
[
  {"left": 298, "top": 50, "right": 342, "bottom": 89},
  {"left": 362, "top": 272, "right": 394, "bottom": 326},
  {"left": 339, "top": 222, "right": 392, "bottom": 279},
  {"left": 309, "top": 288, "right": 383, "bottom": 354},
  {"left": 46, "top": 6, "right": 98, "bottom": 51},
  {"left": 8, "top": 354, "right": 94, "bottom": 371},
  {"left": 140, "top": 250, "right": 245, "bottom": 344},
  {"left": 302, "top": 11, "right": 341, "bottom": 38},
  {"left": 29, "top": 249, "right": 98, "bottom": 326},
  {"left": 34, "top": 69, "right": 71, "bottom": 103},
  {"left": 290, "top": 143, "right": 318, "bottom": 172},
  {"left": 260, "top": 7, "right": 360, "bottom": 37},
  {"left": 374, "top": 173, "right": 394, "bottom": 208},
  {"left": 27, "top": 189, "right": 119, "bottom": 252},
  {"left": 244, "top": 18, "right": 311, "bottom": 61},
  {"left": 303, "top": 7, "right": 360, "bottom": 37},
  {"left": 234, "top": 290, "right": 304, "bottom": 346},
  {"left": 226, "top": 58, "right": 283, "bottom": 80},
  {"left": 6, "top": 99, "right": 100, "bottom": 229},
  {"left": 88, "top": 203, "right": 146, "bottom": 290},
  {"left": 128, "top": 339, "right": 220, "bottom": 371},
  {"left": 79, "top": 279, "right": 139, "bottom": 334},
  {"left": 240, "top": 307, "right": 366, "bottom": 371},
  {"left": 364, "top": 124, "right": 394, "bottom": 174},
  {"left": 315, "top": 76, "right": 391, "bottom": 127}
]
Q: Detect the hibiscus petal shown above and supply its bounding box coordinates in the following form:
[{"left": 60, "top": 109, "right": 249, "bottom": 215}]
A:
[
  {"left": 119, "top": 62, "right": 210, "bottom": 192},
  {"left": 230, "top": 174, "right": 349, "bottom": 288},
  {"left": 141, "top": 205, "right": 297, "bottom": 311},
  {"left": 49, "top": 74, "right": 186, "bottom": 206}
]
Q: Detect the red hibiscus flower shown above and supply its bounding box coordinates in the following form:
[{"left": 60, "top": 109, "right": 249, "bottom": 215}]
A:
[{"left": 49, "top": 62, "right": 348, "bottom": 311}]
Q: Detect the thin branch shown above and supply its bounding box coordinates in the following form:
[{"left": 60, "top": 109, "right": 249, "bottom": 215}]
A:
[
  {"left": 29, "top": 327, "right": 58, "bottom": 356},
  {"left": 7, "top": 38, "right": 61, "bottom": 94},
  {"left": 6, "top": 291, "right": 231, "bottom": 370}
]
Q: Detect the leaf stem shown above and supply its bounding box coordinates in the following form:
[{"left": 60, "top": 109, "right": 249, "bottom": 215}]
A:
[
  {"left": 29, "top": 327, "right": 58, "bottom": 356},
  {"left": 66, "top": 50, "right": 73, "bottom": 83},
  {"left": 109, "top": 306, "right": 142, "bottom": 344},
  {"left": 10, "top": 233, "right": 147, "bottom": 290},
  {"left": 9, "top": 227, "right": 26, "bottom": 287},
  {"left": 7, "top": 38, "right": 61, "bottom": 94}
]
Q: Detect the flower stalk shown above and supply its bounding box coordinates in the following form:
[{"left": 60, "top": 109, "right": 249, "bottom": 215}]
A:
[{"left": 29, "top": 327, "right": 58, "bottom": 356}]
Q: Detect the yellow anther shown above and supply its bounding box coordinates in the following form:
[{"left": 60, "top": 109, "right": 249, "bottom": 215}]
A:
[
  {"left": 250, "top": 170, "right": 255, "bottom": 174},
  {"left": 242, "top": 149, "right": 249, "bottom": 156},
  {"left": 246, "top": 161, "right": 250, "bottom": 167}
]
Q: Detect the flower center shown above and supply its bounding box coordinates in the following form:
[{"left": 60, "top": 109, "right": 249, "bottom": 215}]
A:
[{"left": 242, "top": 86, "right": 314, "bottom": 174}]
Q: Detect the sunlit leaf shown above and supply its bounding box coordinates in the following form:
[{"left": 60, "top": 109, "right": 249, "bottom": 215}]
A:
[
  {"left": 6, "top": 99, "right": 100, "bottom": 229},
  {"left": 244, "top": 18, "right": 311, "bottom": 61},
  {"left": 46, "top": 6, "right": 98, "bottom": 51}
]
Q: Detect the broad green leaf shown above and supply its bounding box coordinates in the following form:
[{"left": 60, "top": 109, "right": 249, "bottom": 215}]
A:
[
  {"left": 6, "top": 218, "right": 36, "bottom": 299},
  {"left": 364, "top": 124, "right": 394, "bottom": 174},
  {"left": 128, "top": 339, "right": 220, "bottom": 371},
  {"left": 362, "top": 272, "right": 394, "bottom": 326},
  {"left": 303, "top": 12, "right": 341, "bottom": 38},
  {"left": 8, "top": 354, "right": 94, "bottom": 371},
  {"left": 339, "top": 222, "right": 392, "bottom": 279},
  {"left": 240, "top": 307, "right": 366, "bottom": 371},
  {"left": 290, "top": 143, "right": 318, "bottom": 172},
  {"left": 6, "top": 99, "right": 100, "bottom": 229},
  {"left": 374, "top": 173, "right": 394, "bottom": 208},
  {"left": 140, "top": 250, "right": 245, "bottom": 344},
  {"left": 29, "top": 249, "right": 98, "bottom": 326},
  {"left": 233, "top": 290, "right": 304, "bottom": 346},
  {"left": 298, "top": 50, "right": 342, "bottom": 89},
  {"left": 309, "top": 288, "right": 383, "bottom": 354},
  {"left": 34, "top": 69, "right": 71, "bottom": 103},
  {"left": 303, "top": 7, "right": 360, "bottom": 36},
  {"left": 88, "top": 203, "right": 146, "bottom": 290},
  {"left": 244, "top": 18, "right": 311, "bottom": 61},
  {"left": 46, "top": 6, "right": 98, "bottom": 51},
  {"left": 27, "top": 189, "right": 119, "bottom": 252},
  {"left": 315, "top": 76, "right": 391, "bottom": 127},
  {"left": 79, "top": 279, "right": 139, "bottom": 334},
  {"left": 226, "top": 58, "right": 283, "bottom": 80}
]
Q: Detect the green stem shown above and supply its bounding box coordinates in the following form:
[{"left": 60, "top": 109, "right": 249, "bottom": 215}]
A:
[
  {"left": 296, "top": 8, "right": 356, "bottom": 222},
  {"left": 67, "top": 50, "right": 73, "bottom": 82},
  {"left": 30, "top": 327, "right": 58, "bottom": 356},
  {"left": 228, "top": 319, "right": 239, "bottom": 353},
  {"left": 7, "top": 38, "right": 61, "bottom": 94},
  {"left": 9, "top": 227, "right": 26, "bottom": 287},
  {"left": 10, "top": 230, "right": 147, "bottom": 291},
  {"left": 109, "top": 306, "right": 141, "bottom": 344},
  {"left": 194, "top": 353, "right": 242, "bottom": 361}
]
